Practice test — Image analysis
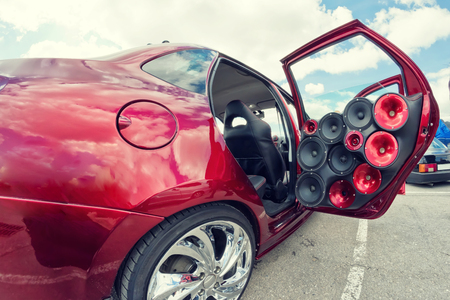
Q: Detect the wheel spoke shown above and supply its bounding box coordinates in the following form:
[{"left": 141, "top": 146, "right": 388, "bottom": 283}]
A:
[
  {"left": 218, "top": 226, "right": 248, "bottom": 276},
  {"left": 188, "top": 226, "right": 216, "bottom": 270},
  {"left": 212, "top": 287, "right": 243, "bottom": 300},
  {"left": 147, "top": 271, "right": 202, "bottom": 300},
  {"left": 220, "top": 267, "right": 250, "bottom": 288},
  {"left": 146, "top": 218, "right": 253, "bottom": 300}
]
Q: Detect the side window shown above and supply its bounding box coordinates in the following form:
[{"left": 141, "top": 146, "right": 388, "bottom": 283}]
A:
[
  {"left": 290, "top": 35, "right": 403, "bottom": 120},
  {"left": 142, "top": 49, "right": 217, "bottom": 95}
]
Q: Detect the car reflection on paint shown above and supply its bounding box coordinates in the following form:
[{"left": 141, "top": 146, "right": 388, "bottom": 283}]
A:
[{"left": 0, "top": 20, "right": 439, "bottom": 300}]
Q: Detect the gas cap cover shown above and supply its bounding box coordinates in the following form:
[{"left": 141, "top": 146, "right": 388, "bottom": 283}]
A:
[{"left": 117, "top": 100, "right": 178, "bottom": 149}]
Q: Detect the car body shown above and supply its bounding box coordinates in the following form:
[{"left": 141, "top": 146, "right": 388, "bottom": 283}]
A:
[
  {"left": 406, "top": 138, "right": 450, "bottom": 184},
  {"left": 0, "top": 20, "right": 439, "bottom": 300}
]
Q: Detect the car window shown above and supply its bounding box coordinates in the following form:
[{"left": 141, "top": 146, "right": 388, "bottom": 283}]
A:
[
  {"left": 289, "top": 35, "right": 403, "bottom": 120},
  {"left": 142, "top": 49, "right": 217, "bottom": 95}
]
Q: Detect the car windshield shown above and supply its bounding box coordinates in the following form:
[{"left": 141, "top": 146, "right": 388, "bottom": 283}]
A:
[{"left": 430, "top": 138, "right": 448, "bottom": 149}]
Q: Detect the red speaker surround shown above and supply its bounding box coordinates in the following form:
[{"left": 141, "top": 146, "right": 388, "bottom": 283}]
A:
[
  {"left": 303, "top": 119, "right": 318, "bottom": 135},
  {"left": 344, "top": 130, "right": 364, "bottom": 151},
  {"left": 352, "top": 163, "right": 382, "bottom": 194},
  {"left": 329, "top": 180, "right": 356, "bottom": 209},
  {"left": 374, "top": 94, "right": 409, "bottom": 130},
  {"left": 364, "top": 131, "right": 398, "bottom": 167}
]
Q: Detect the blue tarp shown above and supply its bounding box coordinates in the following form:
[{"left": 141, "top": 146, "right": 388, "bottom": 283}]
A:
[{"left": 435, "top": 119, "right": 450, "bottom": 146}]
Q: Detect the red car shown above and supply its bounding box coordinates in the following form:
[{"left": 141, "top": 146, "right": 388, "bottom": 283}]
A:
[{"left": 0, "top": 20, "right": 439, "bottom": 300}]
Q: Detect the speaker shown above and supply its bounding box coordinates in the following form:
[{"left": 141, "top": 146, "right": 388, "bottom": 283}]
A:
[
  {"left": 344, "top": 130, "right": 364, "bottom": 151},
  {"left": 302, "top": 119, "right": 318, "bottom": 135},
  {"left": 343, "top": 98, "right": 373, "bottom": 131},
  {"left": 352, "top": 163, "right": 382, "bottom": 194},
  {"left": 318, "top": 112, "right": 345, "bottom": 143},
  {"left": 373, "top": 94, "right": 409, "bottom": 131},
  {"left": 295, "top": 172, "right": 325, "bottom": 207},
  {"left": 328, "top": 145, "right": 356, "bottom": 175},
  {"left": 297, "top": 137, "right": 327, "bottom": 171},
  {"left": 329, "top": 180, "right": 356, "bottom": 209},
  {"left": 364, "top": 131, "right": 399, "bottom": 168}
]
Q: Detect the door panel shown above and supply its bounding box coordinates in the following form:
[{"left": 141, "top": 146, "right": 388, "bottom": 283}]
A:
[{"left": 282, "top": 20, "right": 439, "bottom": 219}]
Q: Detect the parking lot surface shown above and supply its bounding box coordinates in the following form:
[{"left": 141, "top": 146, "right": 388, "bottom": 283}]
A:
[{"left": 242, "top": 182, "right": 450, "bottom": 300}]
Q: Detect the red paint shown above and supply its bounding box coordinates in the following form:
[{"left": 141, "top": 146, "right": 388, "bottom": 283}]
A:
[
  {"left": 303, "top": 119, "right": 318, "bottom": 135},
  {"left": 374, "top": 94, "right": 409, "bottom": 130},
  {"left": 353, "top": 163, "right": 382, "bottom": 194},
  {"left": 365, "top": 131, "right": 399, "bottom": 168},
  {"left": 345, "top": 131, "right": 364, "bottom": 151},
  {"left": 282, "top": 19, "right": 439, "bottom": 219},
  {"left": 329, "top": 180, "right": 356, "bottom": 209},
  {"left": 0, "top": 19, "right": 440, "bottom": 299}
]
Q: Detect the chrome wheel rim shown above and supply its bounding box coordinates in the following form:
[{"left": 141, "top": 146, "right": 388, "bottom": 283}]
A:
[{"left": 147, "top": 220, "right": 253, "bottom": 300}]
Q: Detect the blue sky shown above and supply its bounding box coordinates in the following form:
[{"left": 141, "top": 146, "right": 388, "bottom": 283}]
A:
[{"left": 0, "top": 0, "right": 449, "bottom": 119}]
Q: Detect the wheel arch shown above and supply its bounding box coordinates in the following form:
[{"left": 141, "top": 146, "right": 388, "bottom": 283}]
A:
[{"left": 110, "top": 200, "right": 261, "bottom": 298}]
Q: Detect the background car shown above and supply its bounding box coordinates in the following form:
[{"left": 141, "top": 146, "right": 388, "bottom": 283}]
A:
[
  {"left": 0, "top": 20, "right": 439, "bottom": 300},
  {"left": 406, "top": 138, "right": 450, "bottom": 185}
]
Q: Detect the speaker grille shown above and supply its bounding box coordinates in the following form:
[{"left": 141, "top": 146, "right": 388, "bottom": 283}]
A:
[
  {"left": 343, "top": 98, "right": 373, "bottom": 131},
  {"left": 328, "top": 145, "right": 356, "bottom": 176},
  {"left": 297, "top": 137, "right": 327, "bottom": 171},
  {"left": 319, "top": 113, "right": 345, "bottom": 143},
  {"left": 295, "top": 172, "right": 325, "bottom": 207}
]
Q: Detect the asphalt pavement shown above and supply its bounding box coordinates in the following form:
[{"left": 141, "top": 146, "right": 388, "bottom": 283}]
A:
[{"left": 242, "top": 182, "right": 450, "bottom": 300}]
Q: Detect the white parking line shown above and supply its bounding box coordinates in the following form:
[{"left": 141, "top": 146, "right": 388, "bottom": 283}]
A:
[{"left": 341, "top": 219, "right": 368, "bottom": 300}]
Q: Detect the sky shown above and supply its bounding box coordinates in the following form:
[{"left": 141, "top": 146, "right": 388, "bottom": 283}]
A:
[{"left": 0, "top": 0, "right": 449, "bottom": 119}]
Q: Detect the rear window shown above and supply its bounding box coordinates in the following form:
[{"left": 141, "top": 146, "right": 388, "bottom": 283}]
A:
[{"left": 142, "top": 49, "right": 217, "bottom": 95}]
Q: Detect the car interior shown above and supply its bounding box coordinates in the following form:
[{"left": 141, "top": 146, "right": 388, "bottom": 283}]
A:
[{"left": 209, "top": 59, "right": 297, "bottom": 216}]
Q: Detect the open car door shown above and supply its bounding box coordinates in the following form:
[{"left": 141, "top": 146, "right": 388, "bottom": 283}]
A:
[{"left": 282, "top": 20, "right": 439, "bottom": 219}]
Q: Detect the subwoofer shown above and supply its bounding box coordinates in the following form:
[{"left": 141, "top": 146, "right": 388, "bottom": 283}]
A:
[
  {"left": 318, "top": 112, "right": 345, "bottom": 143},
  {"left": 344, "top": 130, "right": 364, "bottom": 151},
  {"left": 364, "top": 131, "right": 399, "bottom": 168},
  {"left": 374, "top": 94, "right": 409, "bottom": 130},
  {"left": 295, "top": 172, "right": 325, "bottom": 207},
  {"left": 302, "top": 119, "right": 318, "bottom": 135},
  {"left": 353, "top": 163, "right": 382, "bottom": 194},
  {"left": 328, "top": 145, "right": 356, "bottom": 175},
  {"left": 329, "top": 180, "right": 356, "bottom": 209},
  {"left": 297, "top": 137, "right": 327, "bottom": 171},
  {"left": 343, "top": 97, "right": 373, "bottom": 130}
]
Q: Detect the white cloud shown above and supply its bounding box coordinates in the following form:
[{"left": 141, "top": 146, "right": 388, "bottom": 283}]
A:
[
  {"left": 370, "top": 5, "right": 450, "bottom": 55},
  {"left": 22, "top": 37, "right": 121, "bottom": 59},
  {"left": 427, "top": 66, "right": 450, "bottom": 121},
  {"left": 291, "top": 37, "right": 387, "bottom": 80},
  {"left": 0, "top": 0, "right": 354, "bottom": 82},
  {"left": 305, "top": 83, "right": 325, "bottom": 95},
  {"left": 395, "top": 0, "right": 436, "bottom": 6}
]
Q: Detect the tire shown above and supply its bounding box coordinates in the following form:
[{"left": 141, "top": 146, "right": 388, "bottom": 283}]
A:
[{"left": 119, "top": 203, "right": 255, "bottom": 300}]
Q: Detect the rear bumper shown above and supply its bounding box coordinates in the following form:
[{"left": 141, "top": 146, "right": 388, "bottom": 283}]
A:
[{"left": 406, "top": 169, "right": 450, "bottom": 184}]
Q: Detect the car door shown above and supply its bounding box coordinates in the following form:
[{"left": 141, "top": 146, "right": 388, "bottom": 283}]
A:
[{"left": 282, "top": 19, "right": 439, "bottom": 219}]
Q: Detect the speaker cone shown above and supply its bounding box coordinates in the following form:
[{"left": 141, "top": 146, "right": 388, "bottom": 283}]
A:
[
  {"left": 318, "top": 112, "right": 345, "bottom": 144},
  {"left": 297, "top": 137, "right": 327, "bottom": 171},
  {"left": 353, "top": 163, "right": 382, "bottom": 194},
  {"left": 303, "top": 119, "right": 318, "bottom": 135},
  {"left": 329, "top": 180, "right": 356, "bottom": 209},
  {"left": 328, "top": 145, "right": 356, "bottom": 176},
  {"left": 364, "top": 131, "right": 399, "bottom": 168},
  {"left": 343, "top": 97, "right": 373, "bottom": 130},
  {"left": 374, "top": 94, "right": 409, "bottom": 130},
  {"left": 295, "top": 172, "right": 325, "bottom": 207},
  {"left": 345, "top": 131, "right": 364, "bottom": 151}
]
